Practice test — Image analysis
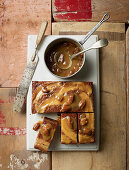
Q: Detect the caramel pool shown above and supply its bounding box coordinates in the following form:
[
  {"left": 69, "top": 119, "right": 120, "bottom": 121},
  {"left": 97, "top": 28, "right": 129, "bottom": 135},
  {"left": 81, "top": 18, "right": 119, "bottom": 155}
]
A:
[{"left": 45, "top": 41, "right": 84, "bottom": 77}]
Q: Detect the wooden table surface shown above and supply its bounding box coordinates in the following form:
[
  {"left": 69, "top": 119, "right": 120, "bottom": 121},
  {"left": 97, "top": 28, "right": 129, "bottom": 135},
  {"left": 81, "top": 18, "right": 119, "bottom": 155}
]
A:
[
  {"left": 0, "top": 0, "right": 128, "bottom": 169},
  {"left": 1, "top": 0, "right": 129, "bottom": 87},
  {"left": 0, "top": 88, "right": 51, "bottom": 169},
  {"left": 126, "top": 27, "right": 129, "bottom": 170},
  {"left": 0, "top": 0, "right": 51, "bottom": 87},
  {"left": 52, "top": 22, "right": 126, "bottom": 170},
  {"left": 52, "top": 0, "right": 129, "bottom": 22}
]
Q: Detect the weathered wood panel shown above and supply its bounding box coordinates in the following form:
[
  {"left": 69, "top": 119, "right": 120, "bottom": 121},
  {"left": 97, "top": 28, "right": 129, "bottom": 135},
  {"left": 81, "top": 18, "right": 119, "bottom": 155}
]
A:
[
  {"left": 52, "top": 22, "right": 126, "bottom": 170},
  {"left": 0, "top": 0, "right": 51, "bottom": 87},
  {"left": 52, "top": 0, "right": 129, "bottom": 23},
  {"left": 126, "top": 27, "right": 129, "bottom": 170},
  {"left": 0, "top": 88, "right": 51, "bottom": 170},
  {"left": 53, "top": 0, "right": 92, "bottom": 21}
]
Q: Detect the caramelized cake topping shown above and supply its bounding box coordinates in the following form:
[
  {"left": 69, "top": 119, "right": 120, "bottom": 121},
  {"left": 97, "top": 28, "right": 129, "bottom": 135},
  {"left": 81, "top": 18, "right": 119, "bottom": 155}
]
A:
[
  {"left": 34, "top": 117, "right": 58, "bottom": 152},
  {"left": 33, "top": 121, "right": 42, "bottom": 131},
  {"left": 78, "top": 113, "right": 95, "bottom": 144},
  {"left": 32, "top": 81, "right": 93, "bottom": 113},
  {"left": 61, "top": 113, "right": 77, "bottom": 144}
]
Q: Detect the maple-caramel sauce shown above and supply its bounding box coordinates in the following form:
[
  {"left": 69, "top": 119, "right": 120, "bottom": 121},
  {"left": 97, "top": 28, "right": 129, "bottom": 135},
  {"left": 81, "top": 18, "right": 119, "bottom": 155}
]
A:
[{"left": 45, "top": 41, "right": 84, "bottom": 77}]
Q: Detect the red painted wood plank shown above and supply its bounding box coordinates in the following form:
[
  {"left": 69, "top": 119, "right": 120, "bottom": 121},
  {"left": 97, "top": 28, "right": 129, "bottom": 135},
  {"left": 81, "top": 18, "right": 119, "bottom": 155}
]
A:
[
  {"left": 53, "top": 0, "right": 92, "bottom": 21},
  {"left": 0, "top": 127, "right": 26, "bottom": 135},
  {"left": 53, "top": 0, "right": 129, "bottom": 22},
  {"left": 0, "top": 111, "right": 6, "bottom": 125},
  {"left": 54, "top": 0, "right": 91, "bottom": 12}
]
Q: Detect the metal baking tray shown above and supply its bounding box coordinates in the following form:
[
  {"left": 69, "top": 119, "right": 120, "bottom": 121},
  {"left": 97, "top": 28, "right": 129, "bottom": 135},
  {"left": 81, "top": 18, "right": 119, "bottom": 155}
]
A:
[{"left": 27, "top": 35, "right": 100, "bottom": 151}]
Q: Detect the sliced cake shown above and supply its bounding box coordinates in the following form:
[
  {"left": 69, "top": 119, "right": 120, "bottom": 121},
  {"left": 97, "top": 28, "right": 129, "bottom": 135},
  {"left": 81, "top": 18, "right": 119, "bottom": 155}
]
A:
[
  {"left": 78, "top": 113, "right": 95, "bottom": 144},
  {"left": 34, "top": 117, "right": 58, "bottom": 152},
  {"left": 61, "top": 113, "right": 77, "bottom": 144}
]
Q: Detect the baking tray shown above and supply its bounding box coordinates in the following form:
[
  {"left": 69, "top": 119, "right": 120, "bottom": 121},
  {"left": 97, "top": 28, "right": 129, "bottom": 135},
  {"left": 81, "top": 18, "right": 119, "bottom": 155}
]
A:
[{"left": 27, "top": 35, "right": 100, "bottom": 151}]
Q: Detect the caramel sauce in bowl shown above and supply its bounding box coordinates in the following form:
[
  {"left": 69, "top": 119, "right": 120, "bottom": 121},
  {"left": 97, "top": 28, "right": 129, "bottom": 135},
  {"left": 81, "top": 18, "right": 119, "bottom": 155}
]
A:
[{"left": 44, "top": 38, "right": 85, "bottom": 78}]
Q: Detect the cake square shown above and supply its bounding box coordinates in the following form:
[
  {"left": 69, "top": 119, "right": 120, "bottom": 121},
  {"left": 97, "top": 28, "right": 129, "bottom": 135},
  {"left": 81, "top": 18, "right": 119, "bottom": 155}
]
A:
[
  {"left": 34, "top": 117, "right": 58, "bottom": 152},
  {"left": 78, "top": 113, "right": 95, "bottom": 144},
  {"left": 61, "top": 113, "right": 77, "bottom": 144},
  {"left": 32, "top": 81, "right": 94, "bottom": 113}
]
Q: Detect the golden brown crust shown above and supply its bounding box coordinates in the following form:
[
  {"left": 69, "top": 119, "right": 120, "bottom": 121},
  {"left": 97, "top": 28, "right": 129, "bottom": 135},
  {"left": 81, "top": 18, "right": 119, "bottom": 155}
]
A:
[
  {"left": 61, "top": 113, "right": 77, "bottom": 144},
  {"left": 78, "top": 113, "right": 95, "bottom": 144},
  {"left": 61, "top": 113, "right": 77, "bottom": 119},
  {"left": 34, "top": 117, "right": 58, "bottom": 152},
  {"left": 32, "top": 81, "right": 94, "bottom": 114},
  {"left": 34, "top": 144, "right": 47, "bottom": 153}
]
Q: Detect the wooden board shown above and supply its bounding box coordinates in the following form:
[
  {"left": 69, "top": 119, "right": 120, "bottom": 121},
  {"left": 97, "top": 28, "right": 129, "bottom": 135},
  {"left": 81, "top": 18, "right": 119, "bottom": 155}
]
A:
[
  {"left": 52, "top": 0, "right": 129, "bottom": 23},
  {"left": 126, "top": 27, "right": 129, "bottom": 170},
  {"left": 52, "top": 22, "right": 126, "bottom": 170},
  {"left": 0, "top": 88, "right": 51, "bottom": 170},
  {"left": 0, "top": 0, "right": 51, "bottom": 87}
]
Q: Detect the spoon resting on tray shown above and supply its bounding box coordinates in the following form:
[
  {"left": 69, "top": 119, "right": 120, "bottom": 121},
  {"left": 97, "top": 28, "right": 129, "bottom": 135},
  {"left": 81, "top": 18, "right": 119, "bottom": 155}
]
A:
[{"left": 54, "top": 38, "right": 108, "bottom": 70}]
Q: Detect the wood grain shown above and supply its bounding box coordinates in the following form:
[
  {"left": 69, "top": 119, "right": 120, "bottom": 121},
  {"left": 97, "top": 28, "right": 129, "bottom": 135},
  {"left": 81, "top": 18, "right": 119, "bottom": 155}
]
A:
[
  {"left": 52, "top": 0, "right": 129, "bottom": 22},
  {"left": 126, "top": 27, "right": 129, "bottom": 170},
  {"left": 0, "top": 0, "right": 51, "bottom": 87},
  {"left": 52, "top": 22, "right": 125, "bottom": 34},
  {"left": 0, "top": 88, "right": 51, "bottom": 170},
  {"left": 13, "top": 21, "right": 48, "bottom": 113},
  {"left": 52, "top": 22, "right": 126, "bottom": 170}
]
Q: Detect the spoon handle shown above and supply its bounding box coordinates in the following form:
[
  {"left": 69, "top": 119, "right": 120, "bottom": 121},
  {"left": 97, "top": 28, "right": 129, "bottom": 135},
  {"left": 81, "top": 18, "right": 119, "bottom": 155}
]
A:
[
  {"left": 79, "top": 13, "right": 110, "bottom": 45},
  {"left": 71, "top": 38, "right": 108, "bottom": 60},
  {"left": 31, "top": 21, "right": 48, "bottom": 61}
]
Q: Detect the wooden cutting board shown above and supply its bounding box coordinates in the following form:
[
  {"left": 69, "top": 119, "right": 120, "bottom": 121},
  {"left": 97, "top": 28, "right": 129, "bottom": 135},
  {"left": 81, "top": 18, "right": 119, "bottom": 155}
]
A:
[{"left": 52, "top": 22, "right": 126, "bottom": 170}]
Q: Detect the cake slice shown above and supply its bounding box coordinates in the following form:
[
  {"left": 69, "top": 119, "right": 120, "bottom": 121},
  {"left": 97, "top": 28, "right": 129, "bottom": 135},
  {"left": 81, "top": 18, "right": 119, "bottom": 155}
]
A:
[
  {"left": 78, "top": 113, "right": 95, "bottom": 144},
  {"left": 61, "top": 113, "right": 77, "bottom": 144},
  {"left": 34, "top": 117, "right": 58, "bottom": 152},
  {"left": 32, "top": 81, "right": 94, "bottom": 113}
]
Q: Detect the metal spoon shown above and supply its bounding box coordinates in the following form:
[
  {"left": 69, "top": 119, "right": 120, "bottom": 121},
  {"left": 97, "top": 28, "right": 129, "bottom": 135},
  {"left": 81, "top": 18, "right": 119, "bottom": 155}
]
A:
[
  {"left": 55, "top": 38, "right": 108, "bottom": 70},
  {"left": 54, "top": 13, "right": 110, "bottom": 70}
]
